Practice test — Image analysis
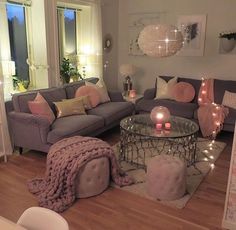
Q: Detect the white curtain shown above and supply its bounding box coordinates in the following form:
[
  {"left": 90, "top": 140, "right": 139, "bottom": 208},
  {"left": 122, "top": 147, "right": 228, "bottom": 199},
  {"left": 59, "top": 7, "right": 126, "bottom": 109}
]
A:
[
  {"left": 76, "top": 0, "right": 103, "bottom": 80},
  {"left": 0, "top": 52, "right": 13, "bottom": 159}
]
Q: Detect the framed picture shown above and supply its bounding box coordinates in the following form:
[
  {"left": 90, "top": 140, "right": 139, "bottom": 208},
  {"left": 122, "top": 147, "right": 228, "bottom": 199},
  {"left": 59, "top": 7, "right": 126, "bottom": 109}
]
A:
[
  {"left": 177, "top": 15, "right": 207, "bottom": 56},
  {"left": 128, "top": 12, "right": 164, "bottom": 56}
]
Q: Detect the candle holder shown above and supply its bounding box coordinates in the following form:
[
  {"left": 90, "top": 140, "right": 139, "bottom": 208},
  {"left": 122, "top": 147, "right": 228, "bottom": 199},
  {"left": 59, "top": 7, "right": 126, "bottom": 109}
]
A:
[
  {"left": 129, "top": 89, "right": 136, "bottom": 98},
  {"left": 150, "top": 106, "right": 171, "bottom": 126}
]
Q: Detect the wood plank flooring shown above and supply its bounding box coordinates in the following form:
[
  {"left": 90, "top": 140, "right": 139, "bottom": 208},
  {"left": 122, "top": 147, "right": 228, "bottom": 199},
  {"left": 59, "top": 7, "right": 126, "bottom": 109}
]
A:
[{"left": 0, "top": 128, "right": 233, "bottom": 230}]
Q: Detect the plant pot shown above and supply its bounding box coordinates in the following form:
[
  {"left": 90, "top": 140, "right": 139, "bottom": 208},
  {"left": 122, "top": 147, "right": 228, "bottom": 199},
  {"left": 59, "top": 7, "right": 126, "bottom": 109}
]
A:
[
  {"left": 62, "top": 74, "right": 71, "bottom": 84},
  {"left": 221, "top": 38, "right": 236, "bottom": 53}
]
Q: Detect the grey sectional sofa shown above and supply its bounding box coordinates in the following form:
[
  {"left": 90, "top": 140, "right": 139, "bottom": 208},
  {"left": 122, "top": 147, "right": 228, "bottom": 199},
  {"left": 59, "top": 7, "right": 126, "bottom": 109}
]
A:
[
  {"left": 7, "top": 78, "right": 134, "bottom": 153},
  {"left": 136, "top": 76, "right": 236, "bottom": 132}
]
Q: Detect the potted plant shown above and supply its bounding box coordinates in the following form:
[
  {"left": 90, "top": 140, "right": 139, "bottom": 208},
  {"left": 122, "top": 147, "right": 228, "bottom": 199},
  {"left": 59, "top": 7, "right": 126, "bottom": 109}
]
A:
[
  {"left": 219, "top": 31, "right": 236, "bottom": 52},
  {"left": 60, "top": 58, "right": 84, "bottom": 84},
  {"left": 60, "top": 58, "right": 74, "bottom": 84}
]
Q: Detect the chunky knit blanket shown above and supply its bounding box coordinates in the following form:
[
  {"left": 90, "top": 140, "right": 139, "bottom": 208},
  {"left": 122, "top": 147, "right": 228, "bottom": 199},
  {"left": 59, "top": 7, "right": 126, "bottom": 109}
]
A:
[
  {"left": 28, "top": 136, "right": 134, "bottom": 212},
  {"left": 197, "top": 78, "right": 229, "bottom": 138}
]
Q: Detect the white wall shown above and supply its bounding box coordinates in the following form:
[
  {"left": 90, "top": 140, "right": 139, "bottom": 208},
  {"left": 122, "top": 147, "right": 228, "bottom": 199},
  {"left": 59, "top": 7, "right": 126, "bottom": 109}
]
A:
[
  {"left": 118, "top": 0, "right": 236, "bottom": 94},
  {"left": 101, "top": 0, "right": 119, "bottom": 90}
]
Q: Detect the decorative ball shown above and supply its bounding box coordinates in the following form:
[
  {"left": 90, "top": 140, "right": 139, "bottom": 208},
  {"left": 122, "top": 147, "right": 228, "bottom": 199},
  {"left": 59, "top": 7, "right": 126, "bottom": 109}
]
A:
[
  {"left": 150, "top": 106, "right": 171, "bottom": 124},
  {"left": 138, "top": 24, "right": 183, "bottom": 57}
]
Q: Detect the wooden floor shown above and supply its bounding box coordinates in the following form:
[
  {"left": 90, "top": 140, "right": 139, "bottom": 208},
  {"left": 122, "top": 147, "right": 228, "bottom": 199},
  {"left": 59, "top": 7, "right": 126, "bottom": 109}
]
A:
[{"left": 0, "top": 128, "right": 233, "bottom": 230}]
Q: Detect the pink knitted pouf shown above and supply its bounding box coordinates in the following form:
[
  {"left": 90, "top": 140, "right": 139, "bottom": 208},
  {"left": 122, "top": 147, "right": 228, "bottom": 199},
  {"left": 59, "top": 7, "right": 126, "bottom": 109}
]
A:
[
  {"left": 75, "top": 157, "right": 110, "bottom": 198},
  {"left": 146, "top": 155, "right": 187, "bottom": 201}
]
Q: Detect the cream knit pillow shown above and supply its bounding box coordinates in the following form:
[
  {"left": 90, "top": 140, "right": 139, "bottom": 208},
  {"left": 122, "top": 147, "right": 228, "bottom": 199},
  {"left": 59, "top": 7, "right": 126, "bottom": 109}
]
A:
[
  {"left": 155, "top": 76, "right": 178, "bottom": 100},
  {"left": 222, "top": 90, "right": 236, "bottom": 109}
]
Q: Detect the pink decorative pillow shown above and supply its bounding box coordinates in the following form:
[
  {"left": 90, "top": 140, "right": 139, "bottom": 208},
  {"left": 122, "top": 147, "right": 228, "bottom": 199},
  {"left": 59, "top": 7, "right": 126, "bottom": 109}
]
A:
[
  {"left": 28, "top": 93, "right": 55, "bottom": 124},
  {"left": 172, "top": 82, "right": 195, "bottom": 103},
  {"left": 75, "top": 86, "right": 100, "bottom": 108}
]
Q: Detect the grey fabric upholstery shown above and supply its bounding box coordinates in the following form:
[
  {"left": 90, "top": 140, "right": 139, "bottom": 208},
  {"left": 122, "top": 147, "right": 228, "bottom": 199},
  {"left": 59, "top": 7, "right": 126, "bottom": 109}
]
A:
[
  {"left": 108, "top": 91, "right": 125, "bottom": 102},
  {"left": 136, "top": 99, "right": 197, "bottom": 119},
  {"left": 12, "top": 87, "right": 66, "bottom": 114},
  {"left": 88, "top": 102, "right": 134, "bottom": 125},
  {"left": 47, "top": 115, "right": 104, "bottom": 144},
  {"left": 214, "top": 79, "right": 236, "bottom": 104},
  {"left": 8, "top": 112, "right": 51, "bottom": 152},
  {"left": 137, "top": 76, "right": 236, "bottom": 132},
  {"left": 64, "top": 77, "right": 99, "bottom": 99}
]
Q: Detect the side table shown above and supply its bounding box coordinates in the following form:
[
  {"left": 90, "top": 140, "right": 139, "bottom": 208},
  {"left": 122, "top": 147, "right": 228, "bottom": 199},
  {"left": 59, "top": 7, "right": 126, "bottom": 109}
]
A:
[{"left": 123, "top": 94, "right": 143, "bottom": 104}]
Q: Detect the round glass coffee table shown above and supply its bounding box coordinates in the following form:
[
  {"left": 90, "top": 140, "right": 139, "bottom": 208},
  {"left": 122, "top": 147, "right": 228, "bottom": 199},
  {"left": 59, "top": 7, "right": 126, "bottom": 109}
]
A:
[{"left": 119, "top": 114, "right": 199, "bottom": 170}]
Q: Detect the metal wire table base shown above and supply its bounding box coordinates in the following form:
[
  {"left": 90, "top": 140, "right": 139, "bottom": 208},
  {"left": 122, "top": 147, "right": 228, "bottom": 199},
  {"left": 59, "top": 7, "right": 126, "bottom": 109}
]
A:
[{"left": 119, "top": 128, "right": 198, "bottom": 171}]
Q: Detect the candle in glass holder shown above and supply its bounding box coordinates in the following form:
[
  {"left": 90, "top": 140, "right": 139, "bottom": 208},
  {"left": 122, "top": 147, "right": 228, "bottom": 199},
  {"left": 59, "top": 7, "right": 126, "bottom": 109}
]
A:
[
  {"left": 165, "top": 122, "right": 171, "bottom": 129},
  {"left": 129, "top": 89, "right": 136, "bottom": 98},
  {"left": 156, "top": 123, "right": 162, "bottom": 130}
]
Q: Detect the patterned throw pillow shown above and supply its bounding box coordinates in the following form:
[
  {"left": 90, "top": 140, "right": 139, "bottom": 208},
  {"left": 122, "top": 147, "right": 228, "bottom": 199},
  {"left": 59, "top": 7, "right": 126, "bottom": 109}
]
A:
[
  {"left": 75, "top": 85, "right": 101, "bottom": 108},
  {"left": 54, "top": 98, "right": 86, "bottom": 118},
  {"left": 222, "top": 90, "right": 236, "bottom": 109},
  {"left": 172, "top": 82, "right": 195, "bottom": 103},
  {"left": 28, "top": 92, "right": 55, "bottom": 124},
  {"left": 155, "top": 76, "right": 178, "bottom": 100},
  {"left": 85, "top": 81, "right": 111, "bottom": 103}
]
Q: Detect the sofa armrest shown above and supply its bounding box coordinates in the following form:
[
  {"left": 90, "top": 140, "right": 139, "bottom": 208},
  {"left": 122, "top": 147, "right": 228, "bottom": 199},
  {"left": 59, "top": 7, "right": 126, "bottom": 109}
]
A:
[
  {"left": 108, "top": 91, "right": 125, "bottom": 102},
  {"left": 8, "top": 111, "right": 51, "bottom": 146},
  {"left": 144, "top": 88, "right": 156, "bottom": 100}
]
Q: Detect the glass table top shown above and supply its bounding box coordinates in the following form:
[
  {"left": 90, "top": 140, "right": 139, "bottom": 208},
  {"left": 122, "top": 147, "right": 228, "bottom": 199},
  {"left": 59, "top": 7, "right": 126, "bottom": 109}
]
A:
[{"left": 120, "top": 114, "right": 199, "bottom": 138}]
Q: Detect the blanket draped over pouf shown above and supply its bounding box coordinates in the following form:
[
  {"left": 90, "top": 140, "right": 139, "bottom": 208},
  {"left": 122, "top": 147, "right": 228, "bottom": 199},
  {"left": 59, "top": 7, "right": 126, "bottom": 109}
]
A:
[{"left": 28, "top": 136, "right": 134, "bottom": 212}]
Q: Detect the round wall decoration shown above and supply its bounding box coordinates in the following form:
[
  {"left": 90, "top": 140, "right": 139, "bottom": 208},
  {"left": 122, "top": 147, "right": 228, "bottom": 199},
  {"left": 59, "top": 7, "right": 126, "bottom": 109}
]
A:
[{"left": 103, "top": 34, "right": 113, "bottom": 52}]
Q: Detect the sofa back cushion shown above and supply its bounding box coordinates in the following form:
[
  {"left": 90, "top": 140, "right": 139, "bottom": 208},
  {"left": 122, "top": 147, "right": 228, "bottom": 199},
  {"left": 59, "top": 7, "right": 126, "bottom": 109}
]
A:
[
  {"left": 214, "top": 79, "right": 236, "bottom": 104},
  {"left": 158, "top": 76, "right": 201, "bottom": 103},
  {"left": 64, "top": 77, "right": 99, "bottom": 99},
  {"left": 12, "top": 87, "right": 67, "bottom": 114}
]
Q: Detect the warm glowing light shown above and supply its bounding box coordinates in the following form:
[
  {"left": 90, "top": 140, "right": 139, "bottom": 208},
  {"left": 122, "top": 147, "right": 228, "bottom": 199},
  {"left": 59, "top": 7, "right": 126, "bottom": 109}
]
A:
[
  {"left": 204, "top": 157, "right": 208, "bottom": 161},
  {"left": 210, "top": 163, "right": 215, "bottom": 169},
  {"left": 212, "top": 140, "right": 215, "bottom": 144},
  {"left": 210, "top": 147, "right": 213, "bottom": 150},
  {"left": 156, "top": 113, "right": 164, "bottom": 119},
  {"left": 212, "top": 113, "right": 216, "bottom": 117},
  {"left": 209, "top": 143, "right": 212, "bottom": 147},
  {"left": 215, "top": 121, "right": 220, "bottom": 126},
  {"left": 198, "top": 98, "right": 202, "bottom": 102},
  {"left": 203, "top": 150, "right": 209, "bottom": 154},
  {"left": 202, "top": 90, "right": 206, "bottom": 94},
  {"left": 202, "top": 82, "right": 205, "bottom": 87},
  {"left": 209, "top": 156, "right": 214, "bottom": 159},
  {"left": 216, "top": 106, "right": 220, "bottom": 110}
]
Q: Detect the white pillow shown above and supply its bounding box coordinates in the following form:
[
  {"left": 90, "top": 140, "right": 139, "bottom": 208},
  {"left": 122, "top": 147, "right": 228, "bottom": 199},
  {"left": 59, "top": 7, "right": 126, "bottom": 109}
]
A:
[
  {"left": 85, "top": 81, "right": 111, "bottom": 103},
  {"left": 155, "top": 76, "right": 178, "bottom": 99},
  {"left": 222, "top": 90, "right": 236, "bottom": 109}
]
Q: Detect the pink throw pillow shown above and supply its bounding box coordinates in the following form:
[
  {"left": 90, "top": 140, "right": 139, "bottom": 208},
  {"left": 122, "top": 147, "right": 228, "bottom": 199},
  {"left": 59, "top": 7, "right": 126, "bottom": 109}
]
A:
[
  {"left": 172, "top": 82, "right": 195, "bottom": 103},
  {"left": 28, "top": 93, "right": 55, "bottom": 124},
  {"left": 75, "top": 86, "right": 100, "bottom": 108}
]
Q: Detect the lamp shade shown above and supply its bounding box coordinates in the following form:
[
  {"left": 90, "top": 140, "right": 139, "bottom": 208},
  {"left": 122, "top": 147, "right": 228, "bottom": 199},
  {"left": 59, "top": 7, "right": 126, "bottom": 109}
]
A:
[
  {"left": 119, "top": 64, "right": 136, "bottom": 77},
  {"left": 150, "top": 106, "right": 170, "bottom": 124},
  {"left": 138, "top": 24, "right": 183, "bottom": 57}
]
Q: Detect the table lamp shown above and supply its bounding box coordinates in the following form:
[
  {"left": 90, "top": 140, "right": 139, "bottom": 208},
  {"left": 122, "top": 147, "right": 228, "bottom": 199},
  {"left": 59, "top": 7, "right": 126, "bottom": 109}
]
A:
[{"left": 119, "top": 64, "right": 136, "bottom": 96}]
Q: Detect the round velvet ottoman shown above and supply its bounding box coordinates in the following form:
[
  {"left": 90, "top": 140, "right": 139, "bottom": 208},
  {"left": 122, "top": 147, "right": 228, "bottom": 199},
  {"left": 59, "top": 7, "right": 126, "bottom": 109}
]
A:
[
  {"left": 75, "top": 157, "right": 110, "bottom": 198},
  {"left": 146, "top": 155, "right": 187, "bottom": 201}
]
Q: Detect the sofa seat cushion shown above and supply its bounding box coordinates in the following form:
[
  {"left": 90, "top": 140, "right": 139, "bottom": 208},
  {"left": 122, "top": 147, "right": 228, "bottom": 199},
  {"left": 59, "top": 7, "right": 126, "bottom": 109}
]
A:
[
  {"left": 47, "top": 115, "right": 104, "bottom": 144},
  {"left": 87, "top": 102, "right": 134, "bottom": 125},
  {"left": 136, "top": 99, "right": 197, "bottom": 119}
]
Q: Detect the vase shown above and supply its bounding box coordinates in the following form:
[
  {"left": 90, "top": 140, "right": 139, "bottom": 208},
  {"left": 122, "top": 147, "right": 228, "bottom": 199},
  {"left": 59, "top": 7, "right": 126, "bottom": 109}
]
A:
[{"left": 221, "top": 38, "right": 236, "bottom": 53}]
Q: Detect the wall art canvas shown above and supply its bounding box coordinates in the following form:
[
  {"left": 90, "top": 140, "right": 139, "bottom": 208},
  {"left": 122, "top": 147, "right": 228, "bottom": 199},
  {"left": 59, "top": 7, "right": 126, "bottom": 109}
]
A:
[
  {"left": 222, "top": 124, "right": 236, "bottom": 229},
  {"left": 177, "top": 15, "right": 207, "bottom": 56},
  {"left": 128, "top": 12, "right": 164, "bottom": 56}
]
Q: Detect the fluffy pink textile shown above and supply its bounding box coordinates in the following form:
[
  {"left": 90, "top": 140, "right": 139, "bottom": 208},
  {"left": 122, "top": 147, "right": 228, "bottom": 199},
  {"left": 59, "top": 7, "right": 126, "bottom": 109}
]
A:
[
  {"left": 28, "top": 136, "right": 134, "bottom": 212},
  {"left": 197, "top": 79, "right": 229, "bottom": 137}
]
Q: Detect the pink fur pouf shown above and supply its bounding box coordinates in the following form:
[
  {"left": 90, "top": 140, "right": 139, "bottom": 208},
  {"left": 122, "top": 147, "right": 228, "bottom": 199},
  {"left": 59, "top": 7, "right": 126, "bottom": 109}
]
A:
[{"left": 146, "top": 155, "right": 187, "bottom": 201}]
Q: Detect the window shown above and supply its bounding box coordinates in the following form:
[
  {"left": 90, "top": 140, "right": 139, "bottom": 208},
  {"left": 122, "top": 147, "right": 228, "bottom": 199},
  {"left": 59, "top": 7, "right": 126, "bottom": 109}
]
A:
[
  {"left": 57, "top": 3, "right": 103, "bottom": 81},
  {"left": 6, "top": 2, "right": 30, "bottom": 88}
]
